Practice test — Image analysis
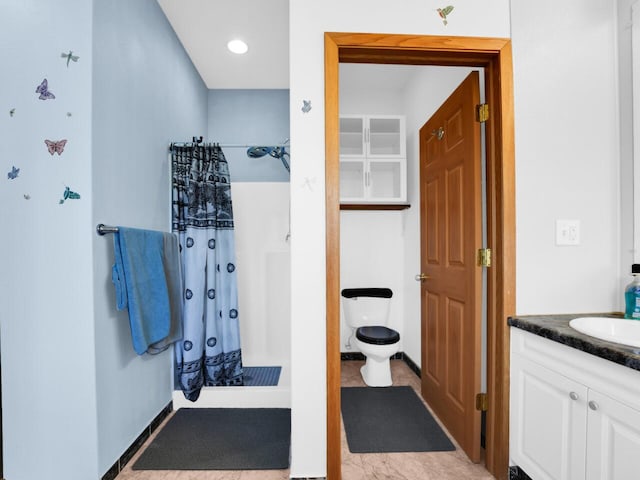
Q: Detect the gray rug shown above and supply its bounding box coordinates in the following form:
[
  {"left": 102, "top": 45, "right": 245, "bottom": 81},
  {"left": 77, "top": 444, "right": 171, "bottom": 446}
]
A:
[
  {"left": 341, "top": 386, "right": 455, "bottom": 453},
  {"left": 132, "top": 408, "right": 290, "bottom": 470}
]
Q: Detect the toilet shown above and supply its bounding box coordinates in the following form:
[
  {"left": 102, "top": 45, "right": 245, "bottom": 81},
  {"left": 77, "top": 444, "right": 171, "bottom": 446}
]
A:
[{"left": 341, "top": 288, "right": 400, "bottom": 387}]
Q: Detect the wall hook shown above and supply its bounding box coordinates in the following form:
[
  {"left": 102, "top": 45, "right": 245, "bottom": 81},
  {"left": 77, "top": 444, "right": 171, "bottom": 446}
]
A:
[{"left": 432, "top": 127, "right": 445, "bottom": 140}]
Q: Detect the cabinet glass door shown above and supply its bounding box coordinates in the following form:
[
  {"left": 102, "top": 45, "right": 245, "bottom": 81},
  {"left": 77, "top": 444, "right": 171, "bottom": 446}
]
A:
[
  {"left": 368, "top": 160, "right": 405, "bottom": 201},
  {"left": 340, "top": 117, "right": 365, "bottom": 156},
  {"left": 340, "top": 160, "right": 365, "bottom": 200},
  {"left": 368, "top": 117, "right": 403, "bottom": 156}
]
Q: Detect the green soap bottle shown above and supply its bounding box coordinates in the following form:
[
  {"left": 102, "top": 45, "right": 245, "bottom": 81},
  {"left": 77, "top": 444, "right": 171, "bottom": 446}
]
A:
[{"left": 624, "top": 264, "right": 640, "bottom": 319}]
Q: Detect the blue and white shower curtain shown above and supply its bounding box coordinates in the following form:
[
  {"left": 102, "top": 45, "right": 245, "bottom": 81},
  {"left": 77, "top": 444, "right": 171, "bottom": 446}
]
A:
[{"left": 172, "top": 143, "right": 243, "bottom": 401}]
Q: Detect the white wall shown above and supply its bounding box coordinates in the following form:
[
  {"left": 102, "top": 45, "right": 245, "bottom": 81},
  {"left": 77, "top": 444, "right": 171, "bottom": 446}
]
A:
[
  {"left": 338, "top": 74, "right": 406, "bottom": 353},
  {"left": 339, "top": 211, "right": 406, "bottom": 352},
  {"left": 511, "top": 0, "right": 620, "bottom": 314},
  {"left": 233, "top": 183, "right": 291, "bottom": 367},
  {"left": 619, "top": 0, "right": 636, "bottom": 273},
  {"left": 289, "top": 0, "right": 511, "bottom": 475}
]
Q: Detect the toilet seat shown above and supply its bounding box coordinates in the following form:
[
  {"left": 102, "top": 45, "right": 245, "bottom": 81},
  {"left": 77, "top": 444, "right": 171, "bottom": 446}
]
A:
[
  {"left": 356, "top": 326, "right": 400, "bottom": 345},
  {"left": 342, "top": 288, "right": 392, "bottom": 299}
]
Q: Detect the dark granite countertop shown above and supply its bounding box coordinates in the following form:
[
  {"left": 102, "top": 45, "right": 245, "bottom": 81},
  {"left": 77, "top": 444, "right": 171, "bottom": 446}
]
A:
[{"left": 508, "top": 313, "right": 640, "bottom": 372}]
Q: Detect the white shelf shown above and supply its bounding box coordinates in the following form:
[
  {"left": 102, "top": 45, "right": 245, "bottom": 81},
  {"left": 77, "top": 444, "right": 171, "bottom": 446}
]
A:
[{"left": 339, "top": 115, "right": 406, "bottom": 203}]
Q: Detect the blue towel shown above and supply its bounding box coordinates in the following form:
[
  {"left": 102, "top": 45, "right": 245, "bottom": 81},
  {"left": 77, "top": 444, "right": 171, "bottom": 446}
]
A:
[
  {"left": 112, "top": 227, "right": 171, "bottom": 355},
  {"left": 147, "top": 233, "right": 184, "bottom": 354}
]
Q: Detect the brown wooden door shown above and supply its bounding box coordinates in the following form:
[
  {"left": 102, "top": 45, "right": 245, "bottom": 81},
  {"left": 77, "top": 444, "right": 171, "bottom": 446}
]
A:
[{"left": 419, "top": 71, "right": 482, "bottom": 462}]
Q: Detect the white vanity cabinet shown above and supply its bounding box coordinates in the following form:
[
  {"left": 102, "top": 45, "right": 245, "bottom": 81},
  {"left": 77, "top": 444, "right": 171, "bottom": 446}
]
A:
[
  {"left": 339, "top": 115, "right": 407, "bottom": 204},
  {"left": 510, "top": 328, "right": 640, "bottom": 480}
]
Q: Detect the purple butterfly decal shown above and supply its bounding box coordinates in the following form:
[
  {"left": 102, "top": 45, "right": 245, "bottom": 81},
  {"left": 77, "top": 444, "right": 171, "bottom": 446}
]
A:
[
  {"left": 7, "top": 166, "right": 19, "bottom": 180},
  {"left": 36, "top": 78, "right": 55, "bottom": 100},
  {"left": 44, "top": 139, "right": 67, "bottom": 155}
]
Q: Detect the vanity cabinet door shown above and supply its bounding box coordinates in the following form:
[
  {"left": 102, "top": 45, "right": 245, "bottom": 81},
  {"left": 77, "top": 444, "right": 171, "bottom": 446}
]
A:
[
  {"left": 585, "top": 389, "right": 640, "bottom": 480},
  {"left": 510, "top": 354, "right": 587, "bottom": 480}
]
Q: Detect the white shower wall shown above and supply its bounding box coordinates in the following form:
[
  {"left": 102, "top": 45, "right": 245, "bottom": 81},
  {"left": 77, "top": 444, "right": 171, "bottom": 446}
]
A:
[
  {"left": 233, "top": 182, "right": 291, "bottom": 366},
  {"left": 173, "top": 182, "right": 291, "bottom": 408}
]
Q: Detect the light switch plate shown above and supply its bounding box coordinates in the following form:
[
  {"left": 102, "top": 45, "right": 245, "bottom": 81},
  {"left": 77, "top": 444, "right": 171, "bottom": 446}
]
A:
[{"left": 556, "top": 219, "right": 580, "bottom": 246}]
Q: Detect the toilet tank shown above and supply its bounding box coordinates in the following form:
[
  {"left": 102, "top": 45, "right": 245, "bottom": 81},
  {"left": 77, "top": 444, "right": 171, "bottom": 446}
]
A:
[{"left": 341, "top": 288, "right": 392, "bottom": 328}]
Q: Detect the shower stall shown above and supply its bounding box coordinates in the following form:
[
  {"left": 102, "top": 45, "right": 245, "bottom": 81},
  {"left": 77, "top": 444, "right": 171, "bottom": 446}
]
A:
[
  {"left": 172, "top": 180, "right": 291, "bottom": 409},
  {"left": 172, "top": 89, "right": 291, "bottom": 409},
  {"left": 173, "top": 182, "right": 291, "bottom": 409}
]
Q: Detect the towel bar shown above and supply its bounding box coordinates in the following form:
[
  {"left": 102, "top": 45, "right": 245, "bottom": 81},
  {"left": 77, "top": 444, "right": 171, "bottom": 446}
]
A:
[{"left": 96, "top": 224, "right": 119, "bottom": 236}]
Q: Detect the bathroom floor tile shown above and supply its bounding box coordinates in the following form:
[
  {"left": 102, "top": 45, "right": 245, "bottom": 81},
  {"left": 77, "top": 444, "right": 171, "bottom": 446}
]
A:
[
  {"left": 340, "top": 359, "right": 495, "bottom": 480},
  {"left": 113, "top": 411, "right": 289, "bottom": 480},
  {"left": 114, "top": 360, "right": 493, "bottom": 479}
]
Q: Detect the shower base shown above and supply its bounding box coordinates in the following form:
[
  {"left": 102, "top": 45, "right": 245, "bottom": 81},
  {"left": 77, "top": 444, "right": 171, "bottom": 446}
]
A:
[{"left": 172, "top": 364, "right": 290, "bottom": 409}]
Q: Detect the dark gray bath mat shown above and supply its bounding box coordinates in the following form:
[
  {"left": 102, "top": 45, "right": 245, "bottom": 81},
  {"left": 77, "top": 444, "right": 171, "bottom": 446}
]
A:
[
  {"left": 341, "top": 386, "right": 455, "bottom": 453},
  {"left": 243, "top": 366, "right": 281, "bottom": 386},
  {"left": 132, "top": 408, "right": 290, "bottom": 470}
]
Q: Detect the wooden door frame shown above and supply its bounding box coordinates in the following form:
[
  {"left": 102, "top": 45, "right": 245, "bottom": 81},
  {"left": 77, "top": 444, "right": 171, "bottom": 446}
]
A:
[{"left": 325, "top": 33, "right": 515, "bottom": 480}]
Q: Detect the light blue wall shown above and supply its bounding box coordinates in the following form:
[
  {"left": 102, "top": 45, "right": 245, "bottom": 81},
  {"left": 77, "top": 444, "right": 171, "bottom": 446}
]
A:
[
  {"left": 92, "top": 0, "right": 208, "bottom": 476},
  {"left": 0, "top": 0, "right": 207, "bottom": 478},
  {"left": 0, "top": 1, "right": 98, "bottom": 479},
  {"left": 208, "top": 89, "right": 290, "bottom": 182}
]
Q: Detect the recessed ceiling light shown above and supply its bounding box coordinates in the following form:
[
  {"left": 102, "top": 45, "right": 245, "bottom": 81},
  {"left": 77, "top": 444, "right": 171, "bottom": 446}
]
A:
[{"left": 227, "top": 39, "right": 248, "bottom": 55}]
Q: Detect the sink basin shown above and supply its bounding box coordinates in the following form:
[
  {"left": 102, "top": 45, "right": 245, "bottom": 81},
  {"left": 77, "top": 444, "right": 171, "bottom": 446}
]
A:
[{"left": 569, "top": 317, "right": 640, "bottom": 348}]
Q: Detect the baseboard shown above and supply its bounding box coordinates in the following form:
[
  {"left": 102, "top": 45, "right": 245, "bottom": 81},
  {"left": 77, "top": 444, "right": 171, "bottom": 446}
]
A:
[
  {"left": 340, "top": 351, "right": 367, "bottom": 361},
  {"left": 509, "top": 465, "right": 533, "bottom": 480},
  {"left": 341, "top": 351, "right": 421, "bottom": 378},
  {"left": 401, "top": 351, "right": 421, "bottom": 378},
  {"left": 100, "top": 402, "right": 172, "bottom": 480}
]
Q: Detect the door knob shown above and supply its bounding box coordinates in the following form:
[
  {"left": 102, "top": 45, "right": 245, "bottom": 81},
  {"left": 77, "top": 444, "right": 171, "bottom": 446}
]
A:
[
  {"left": 415, "top": 273, "right": 430, "bottom": 282},
  {"left": 588, "top": 401, "right": 599, "bottom": 411}
]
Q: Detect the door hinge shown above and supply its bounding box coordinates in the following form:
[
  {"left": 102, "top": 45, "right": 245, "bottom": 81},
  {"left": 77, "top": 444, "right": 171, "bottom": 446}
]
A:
[
  {"left": 477, "top": 248, "right": 492, "bottom": 267},
  {"left": 476, "top": 392, "right": 488, "bottom": 411},
  {"left": 476, "top": 103, "right": 489, "bottom": 123}
]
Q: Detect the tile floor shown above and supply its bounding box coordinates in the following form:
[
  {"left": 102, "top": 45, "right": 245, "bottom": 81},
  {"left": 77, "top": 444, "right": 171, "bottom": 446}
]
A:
[
  {"left": 115, "top": 360, "right": 494, "bottom": 480},
  {"left": 340, "top": 360, "right": 494, "bottom": 480}
]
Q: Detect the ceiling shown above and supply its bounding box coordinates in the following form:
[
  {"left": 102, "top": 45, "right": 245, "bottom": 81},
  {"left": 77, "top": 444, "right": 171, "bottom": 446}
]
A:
[
  {"left": 157, "top": 0, "right": 422, "bottom": 91},
  {"left": 157, "top": 0, "right": 290, "bottom": 89}
]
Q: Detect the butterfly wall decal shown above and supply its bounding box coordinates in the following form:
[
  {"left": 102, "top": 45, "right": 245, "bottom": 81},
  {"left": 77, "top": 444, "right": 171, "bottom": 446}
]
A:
[
  {"left": 301, "top": 100, "right": 312, "bottom": 113},
  {"left": 61, "top": 51, "right": 79, "bottom": 67},
  {"left": 7, "top": 166, "right": 19, "bottom": 180},
  {"left": 9, "top": 108, "right": 15, "bottom": 117},
  {"left": 35, "top": 78, "right": 55, "bottom": 100},
  {"left": 437, "top": 5, "right": 454, "bottom": 26},
  {"left": 44, "top": 139, "right": 67, "bottom": 155},
  {"left": 59, "top": 186, "right": 81, "bottom": 204}
]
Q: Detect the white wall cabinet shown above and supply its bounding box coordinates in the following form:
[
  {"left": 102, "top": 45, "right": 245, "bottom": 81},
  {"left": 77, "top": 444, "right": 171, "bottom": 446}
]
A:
[
  {"left": 339, "top": 115, "right": 407, "bottom": 203},
  {"left": 510, "top": 328, "right": 640, "bottom": 480}
]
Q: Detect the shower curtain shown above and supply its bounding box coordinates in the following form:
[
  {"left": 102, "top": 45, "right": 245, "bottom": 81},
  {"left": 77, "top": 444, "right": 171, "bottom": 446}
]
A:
[{"left": 172, "top": 143, "right": 243, "bottom": 401}]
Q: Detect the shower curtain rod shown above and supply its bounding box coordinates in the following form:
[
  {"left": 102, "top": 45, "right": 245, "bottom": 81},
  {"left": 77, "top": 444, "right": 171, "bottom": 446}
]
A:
[{"left": 169, "top": 142, "right": 289, "bottom": 151}]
